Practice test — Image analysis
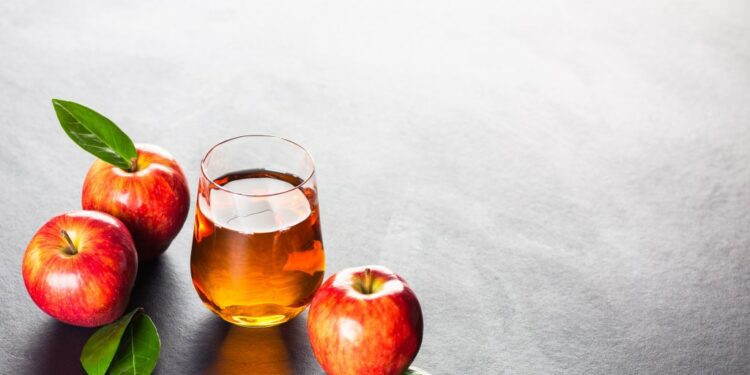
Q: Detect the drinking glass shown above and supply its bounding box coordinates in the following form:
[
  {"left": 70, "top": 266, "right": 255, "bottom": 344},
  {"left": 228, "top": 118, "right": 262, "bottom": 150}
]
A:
[{"left": 191, "top": 135, "right": 325, "bottom": 327}]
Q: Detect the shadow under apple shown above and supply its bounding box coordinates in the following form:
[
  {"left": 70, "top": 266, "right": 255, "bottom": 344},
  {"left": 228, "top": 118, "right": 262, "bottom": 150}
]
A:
[
  {"left": 24, "top": 319, "right": 91, "bottom": 374},
  {"left": 125, "top": 255, "right": 186, "bottom": 374},
  {"left": 127, "top": 256, "right": 170, "bottom": 310}
]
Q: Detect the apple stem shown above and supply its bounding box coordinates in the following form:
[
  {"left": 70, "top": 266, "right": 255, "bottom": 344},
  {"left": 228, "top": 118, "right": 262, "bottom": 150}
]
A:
[
  {"left": 60, "top": 230, "right": 77, "bottom": 255},
  {"left": 364, "top": 268, "right": 372, "bottom": 294},
  {"left": 127, "top": 157, "right": 138, "bottom": 173}
]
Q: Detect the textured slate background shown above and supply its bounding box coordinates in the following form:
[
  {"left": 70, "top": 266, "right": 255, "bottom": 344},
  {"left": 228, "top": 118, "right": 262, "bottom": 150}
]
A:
[{"left": 1, "top": 0, "right": 749, "bottom": 374}]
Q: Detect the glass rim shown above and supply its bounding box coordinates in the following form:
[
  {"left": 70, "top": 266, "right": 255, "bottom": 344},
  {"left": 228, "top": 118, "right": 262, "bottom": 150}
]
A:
[{"left": 200, "top": 134, "right": 316, "bottom": 198}]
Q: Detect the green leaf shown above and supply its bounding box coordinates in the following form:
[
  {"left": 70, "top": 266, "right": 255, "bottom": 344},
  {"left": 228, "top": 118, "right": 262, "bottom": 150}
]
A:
[
  {"left": 105, "top": 313, "right": 161, "bottom": 375},
  {"left": 80, "top": 308, "right": 142, "bottom": 375},
  {"left": 404, "top": 367, "right": 431, "bottom": 375},
  {"left": 52, "top": 99, "right": 137, "bottom": 170}
]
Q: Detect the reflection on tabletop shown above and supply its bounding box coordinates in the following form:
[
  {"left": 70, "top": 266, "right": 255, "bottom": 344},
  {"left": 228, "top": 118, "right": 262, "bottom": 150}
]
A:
[
  {"left": 206, "top": 325, "right": 292, "bottom": 375},
  {"left": 195, "top": 310, "right": 314, "bottom": 375}
]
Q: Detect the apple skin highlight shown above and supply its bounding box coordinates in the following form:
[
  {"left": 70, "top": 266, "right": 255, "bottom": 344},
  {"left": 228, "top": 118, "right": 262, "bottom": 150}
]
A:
[
  {"left": 307, "top": 265, "right": 423, "bottom": 375},
  {"left": 82, "top": 143, "right": 190, "bottom": 261},
  {"left": 22, "top": 211, "right": 138, "bottom": 327}
]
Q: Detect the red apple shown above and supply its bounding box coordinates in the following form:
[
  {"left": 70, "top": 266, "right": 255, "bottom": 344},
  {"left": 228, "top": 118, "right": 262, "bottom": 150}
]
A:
[
  {"left": 82, "top": 143, "right": 190, "bottom": 261},
  {"left": 22, "top": 211, "right": 138, "bottom": 327},
  {"left": 308, "top": 265, "right": 423, "bottom": 375}
]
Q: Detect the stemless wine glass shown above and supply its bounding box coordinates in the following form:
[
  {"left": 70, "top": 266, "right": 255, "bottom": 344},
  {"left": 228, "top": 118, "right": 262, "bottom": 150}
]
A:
[{"left": 191, "top": 135, "right": 325, "bottom": 327}]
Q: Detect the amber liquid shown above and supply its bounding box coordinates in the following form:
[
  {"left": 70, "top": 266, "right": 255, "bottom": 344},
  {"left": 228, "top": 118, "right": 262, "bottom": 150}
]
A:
[{"left": 191, "top": 170, "right": 324, "bottom": 327}]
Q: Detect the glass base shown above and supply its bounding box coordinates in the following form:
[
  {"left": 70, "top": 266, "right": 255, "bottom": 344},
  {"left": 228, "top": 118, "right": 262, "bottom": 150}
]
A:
[
  {"left": 229, "top": 313, "right": 289, "bottom": 327},
  {"left": 204, "top": 302, "right": 307, "bottom": 328}
]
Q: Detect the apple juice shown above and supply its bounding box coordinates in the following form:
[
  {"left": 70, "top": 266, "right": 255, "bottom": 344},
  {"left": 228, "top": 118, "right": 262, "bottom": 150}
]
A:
[{"left": 191, "top": 169, "right": 325, "bottom": 327}]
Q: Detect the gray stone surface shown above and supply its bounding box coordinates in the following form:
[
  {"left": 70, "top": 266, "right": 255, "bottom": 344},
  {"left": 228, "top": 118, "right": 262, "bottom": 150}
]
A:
[{"left": 1, "top": 0, "right": 749, "bottom": 374}]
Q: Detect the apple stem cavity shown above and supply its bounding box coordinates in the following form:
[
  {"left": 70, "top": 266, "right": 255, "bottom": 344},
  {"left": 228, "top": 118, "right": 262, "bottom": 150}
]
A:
[{"left": 60, "top": 229, "right": 78, "bottom": 256}]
